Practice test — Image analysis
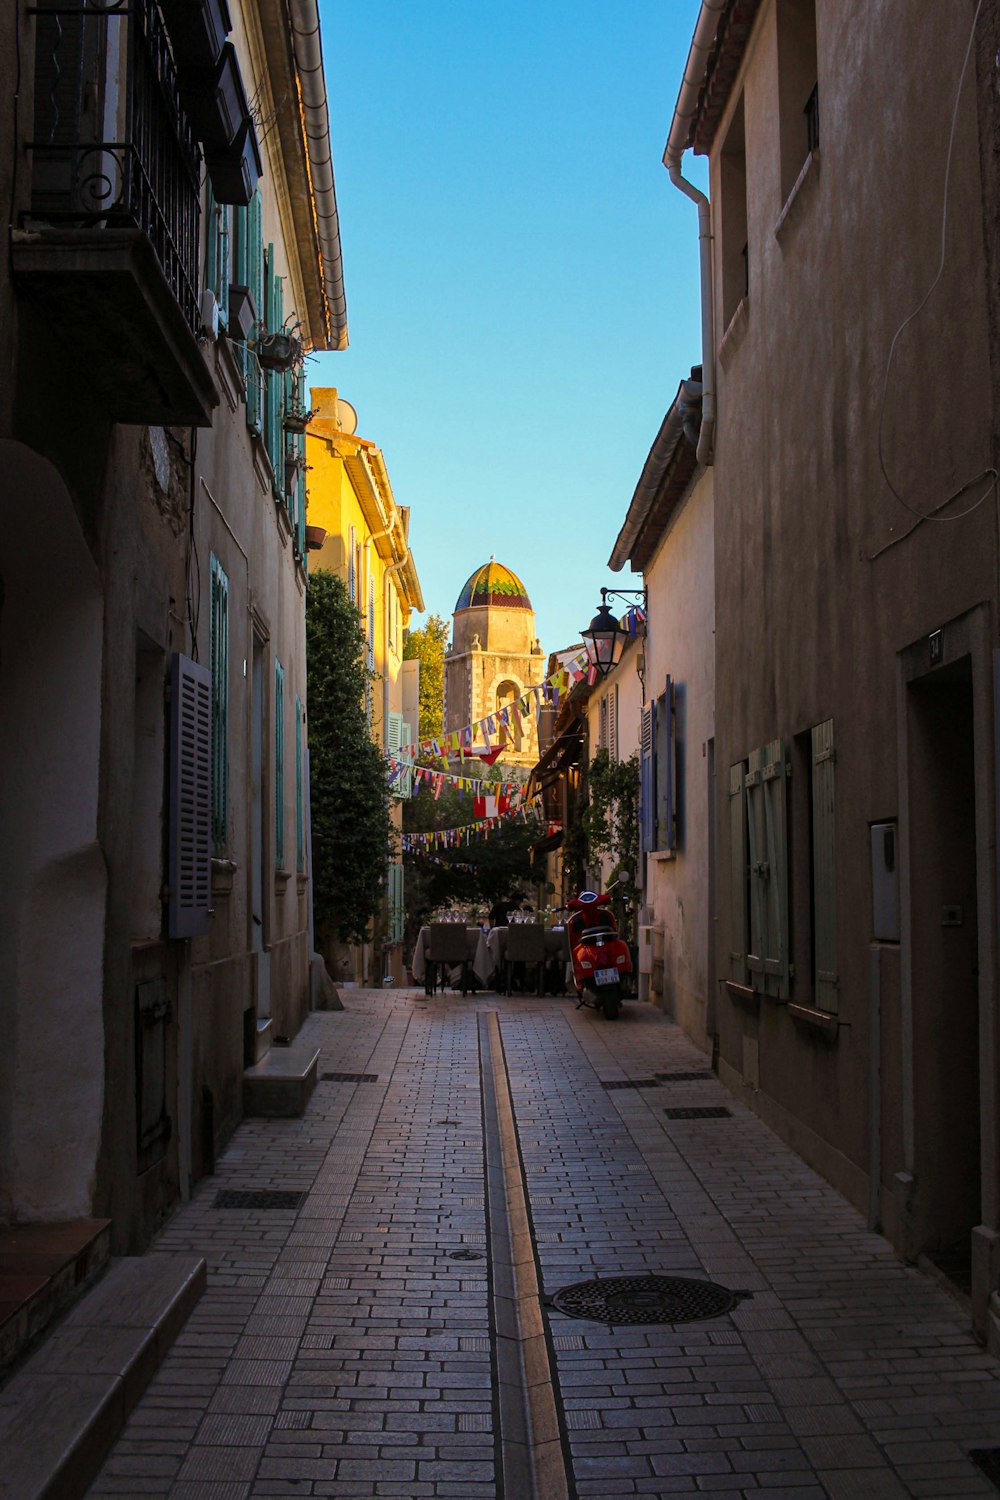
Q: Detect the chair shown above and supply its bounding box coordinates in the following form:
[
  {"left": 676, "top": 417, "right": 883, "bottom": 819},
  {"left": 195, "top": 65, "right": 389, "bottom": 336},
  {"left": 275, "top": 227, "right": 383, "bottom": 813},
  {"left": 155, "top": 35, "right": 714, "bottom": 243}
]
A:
[
  {"left": 426, "top": 923, "right": 472, "bottom": 996},
  {"left": 504, "top": 923, "right": 546, "bottom": 997}
]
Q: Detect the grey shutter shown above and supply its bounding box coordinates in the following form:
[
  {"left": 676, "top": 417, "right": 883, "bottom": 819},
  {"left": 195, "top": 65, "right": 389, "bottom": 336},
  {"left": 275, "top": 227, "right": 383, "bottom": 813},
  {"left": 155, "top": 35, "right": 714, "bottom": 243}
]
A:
[
  {"left": 811, "top": 719, "right": 838, "bottom": 1012},
  {"left": 661, "top": 676, "right": 674, "bottom": 852},
  {"left": 640, "top": 701, "right": 656, "bottom": 851},
  {"left": 168, "top": 652, "right": 212, "bottom": 939},
  {"left": 746, "top": 739, "right": 790, "bottom": 997},
  {"left": 728, "top": 761, "right": 748, "bottom": 980}
]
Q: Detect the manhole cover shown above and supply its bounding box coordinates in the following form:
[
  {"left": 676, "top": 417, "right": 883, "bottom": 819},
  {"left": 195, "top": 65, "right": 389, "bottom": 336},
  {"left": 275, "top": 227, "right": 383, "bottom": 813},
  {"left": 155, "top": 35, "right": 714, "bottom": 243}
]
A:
[
  {"left": 321, "top": 1072, "right": 378, "bottom": 1083},
  {"left": 446, "top": 1248, "right": 486, "bottom": 1261},
  {"left": 601, "top": 1079, "right": 659, "bottom": 1090},
  {"left": 547, "top": 1274, "right": 749, "bottom": 1325},
  {"left": 664, "top": 1105, "right": 732, "bottom": 1119},
  {"left": 970, "top": 1450, "right": 1000, "bottom": 1489},
  {"left": 214, "top": 1189, "right": 307, "bottom": 1210},
  {"left": 656, "top": 1071, "right": 714, "bottom": 1082}
]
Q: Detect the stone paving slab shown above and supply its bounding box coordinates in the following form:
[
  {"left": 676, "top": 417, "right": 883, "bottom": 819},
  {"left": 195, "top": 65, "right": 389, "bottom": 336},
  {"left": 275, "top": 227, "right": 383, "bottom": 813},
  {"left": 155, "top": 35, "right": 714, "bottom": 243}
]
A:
[{"left": 86, "top": 989, "right": 1000, "bottom": 1498}]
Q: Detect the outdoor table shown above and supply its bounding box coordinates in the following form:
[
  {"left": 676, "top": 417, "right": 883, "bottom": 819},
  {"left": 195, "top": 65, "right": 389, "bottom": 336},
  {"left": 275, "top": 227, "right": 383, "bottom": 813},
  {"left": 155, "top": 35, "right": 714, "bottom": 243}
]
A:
[
  {"left": 411, "top": 926, "right": 491, "bottom": 990},
  {"left": 486, "top": 926, "right": 572, "bottom": 994}
]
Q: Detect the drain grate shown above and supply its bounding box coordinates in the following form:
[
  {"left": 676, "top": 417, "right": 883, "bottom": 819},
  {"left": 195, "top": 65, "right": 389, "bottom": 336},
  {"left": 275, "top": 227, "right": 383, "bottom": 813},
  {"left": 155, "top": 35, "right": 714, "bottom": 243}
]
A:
[
  {"left": 601, "top": 1078, "right": 660, "bottom": 1091},
  {"left": 321, "top": 1072, "right": 378, "bottom": 1083},
  {"left": 970, "top": 1451, "right": 1000, "bottom": 1489},
  {"left": 446, "top": 1248, "right": 486, "bottom": 1261},
  {"left": 547, "top": 1273, "right": 750, "bottom": 1326},
  {"left": 664, "top": 1105, "right": 732, "bottom": 1119},
  {"left": 656, "top": 1071, "right": 714, "bottom": 1082},
  {"left": 214, "top": 1189, "right": 307, "bottom": 1211}
]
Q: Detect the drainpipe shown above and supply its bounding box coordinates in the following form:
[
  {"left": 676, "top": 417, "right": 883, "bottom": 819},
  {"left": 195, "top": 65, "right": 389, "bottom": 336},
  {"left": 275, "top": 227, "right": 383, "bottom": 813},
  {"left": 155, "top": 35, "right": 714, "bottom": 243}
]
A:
[
  {"left": 286, "top": 0, "right": 348, "bottom": 350},
  {"left": 663, "top": 0, "right": 725, "bottom": 467}
]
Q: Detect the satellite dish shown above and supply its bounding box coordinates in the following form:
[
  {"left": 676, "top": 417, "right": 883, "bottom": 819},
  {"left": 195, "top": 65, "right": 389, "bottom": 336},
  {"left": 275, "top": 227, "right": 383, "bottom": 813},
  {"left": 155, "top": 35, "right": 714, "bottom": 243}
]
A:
[{"left": 337, "top": 398, "right": 358, "bottom": 435}]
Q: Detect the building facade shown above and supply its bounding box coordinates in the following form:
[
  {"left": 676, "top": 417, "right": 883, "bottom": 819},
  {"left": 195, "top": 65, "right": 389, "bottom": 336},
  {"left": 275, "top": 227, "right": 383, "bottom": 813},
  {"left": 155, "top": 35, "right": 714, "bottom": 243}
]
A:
[
  {"left": 305, "top": 388, "right": 424, "bottom": 986},
  {"left": 443, "top": 561, "right": 546, "bottom": 770},
  {"left": 667, "top": 0, "right": 1000, "bottom": 1339},
  {"left": 1, "top": 0, "right": 345, "bottom": 1250}
]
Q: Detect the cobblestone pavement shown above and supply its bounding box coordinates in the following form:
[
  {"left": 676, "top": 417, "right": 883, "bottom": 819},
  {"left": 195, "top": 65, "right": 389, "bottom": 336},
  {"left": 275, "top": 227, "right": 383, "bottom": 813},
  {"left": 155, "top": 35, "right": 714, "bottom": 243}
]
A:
[{"left": 88, "top": 990, "right": 1000, "bottom": 1499}]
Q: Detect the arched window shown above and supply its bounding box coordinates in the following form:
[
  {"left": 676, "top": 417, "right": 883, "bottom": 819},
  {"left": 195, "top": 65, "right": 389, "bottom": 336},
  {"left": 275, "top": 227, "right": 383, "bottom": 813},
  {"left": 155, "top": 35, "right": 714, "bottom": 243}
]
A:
[{"left": 496, "top": 680, "right": 522, "bottom": 752}]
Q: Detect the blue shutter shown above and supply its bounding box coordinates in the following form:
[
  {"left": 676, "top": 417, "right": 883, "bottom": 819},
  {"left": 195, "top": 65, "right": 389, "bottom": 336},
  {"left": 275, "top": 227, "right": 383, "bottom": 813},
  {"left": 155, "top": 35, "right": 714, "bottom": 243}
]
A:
[
  {"left": 661, "top": 676, "right": 674, "bottom": 852},
  {"left": 295, "top": 694, "right": 304, "bottom": 873},
  {"left": 209, "top": 555, "right": 229, "bottom": 849},
  {"left": 168, "top": 653, "right": 212, "bottom": 939},
  {"left": 275, "top": 661, "right": 285, "bottom": 868}
]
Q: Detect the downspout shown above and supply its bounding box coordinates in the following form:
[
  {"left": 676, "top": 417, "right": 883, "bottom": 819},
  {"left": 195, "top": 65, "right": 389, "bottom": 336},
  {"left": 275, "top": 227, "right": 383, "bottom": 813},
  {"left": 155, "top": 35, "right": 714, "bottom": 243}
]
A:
[
  {"left": 663, "top": 0, "right": 725, "bottom": 467},
  {"left": 286, "top": 0, "right": 349, "bottom": 350}
]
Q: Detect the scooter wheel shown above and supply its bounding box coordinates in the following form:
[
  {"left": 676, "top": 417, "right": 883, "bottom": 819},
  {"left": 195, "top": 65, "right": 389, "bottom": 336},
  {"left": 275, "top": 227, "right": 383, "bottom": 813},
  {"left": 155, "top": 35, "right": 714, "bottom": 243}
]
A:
[{"left": 600, "top": 985, "right": 621, "bottom": 1020}]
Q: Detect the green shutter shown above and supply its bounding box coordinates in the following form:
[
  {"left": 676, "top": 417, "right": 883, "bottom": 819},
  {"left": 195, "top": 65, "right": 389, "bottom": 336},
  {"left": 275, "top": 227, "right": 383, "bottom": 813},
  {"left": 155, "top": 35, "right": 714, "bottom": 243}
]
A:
[
  {"left": 811, "top": 719, "right": 838, "bottom": 1012},
  {"left": 209, "top": 555, "right": 229, "bottom": 849},
  {"left": 205, "top": 184, "right": 218, "bottom": 300},
  {"left": 265, "top": 249, "right": 285, "bottom": 491},
  {"left": 275, "top": 660, "right": 285, "bottom": 868},
  {"left": 246, "top": 190, "right": 263, "bottom": 435},
  {"left": 295, "top": 694, "right": 304, "bottom": 873},
  {"left": 728, "top": 760, "right": 748, "bottom": 981}
]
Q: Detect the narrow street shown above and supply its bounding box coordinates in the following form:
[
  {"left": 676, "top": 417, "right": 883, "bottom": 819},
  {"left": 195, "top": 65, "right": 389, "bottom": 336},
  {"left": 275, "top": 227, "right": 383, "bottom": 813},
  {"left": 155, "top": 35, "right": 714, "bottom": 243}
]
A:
[{"left": 88, "top": 990, "right": 1000, "bottom": 1500}]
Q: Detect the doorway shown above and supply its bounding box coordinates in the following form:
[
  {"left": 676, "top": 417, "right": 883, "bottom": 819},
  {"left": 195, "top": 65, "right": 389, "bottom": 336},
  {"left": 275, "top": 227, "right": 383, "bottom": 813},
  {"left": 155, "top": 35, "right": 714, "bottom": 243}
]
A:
[{"left": 907, "top": 654, "right": 979, "bottom": 1291}]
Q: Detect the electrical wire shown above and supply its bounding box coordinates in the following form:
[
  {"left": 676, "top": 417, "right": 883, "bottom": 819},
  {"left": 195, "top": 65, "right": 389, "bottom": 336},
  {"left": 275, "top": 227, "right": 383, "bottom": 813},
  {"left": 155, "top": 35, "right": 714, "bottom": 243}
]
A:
[{"left": 875, "top": 0, "right": 997, "bottom": 525}]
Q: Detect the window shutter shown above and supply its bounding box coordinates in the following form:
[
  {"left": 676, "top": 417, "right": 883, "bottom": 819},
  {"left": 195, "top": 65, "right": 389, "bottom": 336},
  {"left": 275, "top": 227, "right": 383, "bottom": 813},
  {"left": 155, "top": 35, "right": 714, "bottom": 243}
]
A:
[
  {"left": 388, "top": 710, "right": 402, "bottom": 753},
  {"left": 348, "top": 525, "right": 356, "bottom": 600},
  {"left": 368, "top": 575, "right": 376, "bottom": 671},
  {"left": 599, "top": 696, "right": 609, "bottom": 753},
  {"left": 640, "top": 701, "right": 656, "bottom": 852},
  {"left": 811, "top": 719, "right": 838, "bottom": 1012},
  {"left": 728, "top": 761, "right": 748, "bottom": 980},
  {"left": 275, "top": 661, "right": 285, "bottom": 868},
  {"left": 207, "top": 191, "right": 229, "bottom": 330},
  {"left": 610, "top": 684, "right": 619, "bottom": 762},
  {"left": 209, "top": 555, "right": 229, "bottom": 849},
  {"left": 205, "top": 184, "right": 218, "bottom": 301},
  {"left": 265, "top": 245, "right": 284, "bottom": 482},
  {"left": 400, "top": 720, "right": 413, "bottom": 797},
  {"left": 246, "top": 190, "right": 263, "bottom": 435},
  {"left": 660, "top": 676, "right": 674, "bottom": 852},
  {"left": 295, "top": 694, "right": 304, "bottom": 873},
  {"left": 167, "top": 652, "right": 212, "bottom": 939},
  {"left": 746, "top": 739, "right": 790, "bottom": 997}
]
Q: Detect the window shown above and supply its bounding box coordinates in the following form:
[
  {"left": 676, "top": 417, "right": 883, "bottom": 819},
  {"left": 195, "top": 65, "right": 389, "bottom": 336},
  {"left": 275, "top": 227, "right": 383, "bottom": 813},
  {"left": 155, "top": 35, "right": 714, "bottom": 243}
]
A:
[
  {"left": 777, "top": 0, "right": 819, "bottom": 202},
  {"left": 209, "top": 555, "right": 229, "bottom": 849},
  {"left": 640, "top": 679, "right": 677, "bottom": 856},
  {"left": 275, "top": 660, "right": 285, "bottom": 868},
  {"left": 610, "top": 684, "right": 619, "bottom": 762},
  {"left": 264, "top": 242, "right": 285, "bottom": 488},
  {"left": 348, "top": 525, "right": 356, "bottom": 601},
  {"left": 598, "top": 695, "right": 609, "bottom": 754},
  {"left": 295, "top": 694, "right": 304, "bottom": 873},
  {"left": 729, "top": 739, "right": 790, "bottom": 998},
  {"left": 232, "top": 190, "right": 264, "bottom": 435},
  {"left": 205, "top": 185, "right": 229, "bottom": 333},
  {"left": 497, "top": 681, "right": 523, "bottom": 752},
  {"left": 387, "top": 711, "right": 406, "bottom": 800},
  {"left": 719, "top": 95, "right": 748, "bottom": 328},
  {"left": 809, "top": 719, "right": 837, "bottom": 1011},
  {"left": 167, "top": 652, "right": 212, "bottom": 939},
  {"left": 368, "top": 575, "right": 376, "bottom": 671}
]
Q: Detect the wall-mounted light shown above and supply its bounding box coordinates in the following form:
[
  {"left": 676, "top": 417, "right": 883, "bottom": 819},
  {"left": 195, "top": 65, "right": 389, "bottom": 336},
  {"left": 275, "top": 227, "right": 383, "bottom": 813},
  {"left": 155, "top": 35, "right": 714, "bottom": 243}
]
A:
[{"left": 581, "top": 588, "right": 647, "bottom": 684}]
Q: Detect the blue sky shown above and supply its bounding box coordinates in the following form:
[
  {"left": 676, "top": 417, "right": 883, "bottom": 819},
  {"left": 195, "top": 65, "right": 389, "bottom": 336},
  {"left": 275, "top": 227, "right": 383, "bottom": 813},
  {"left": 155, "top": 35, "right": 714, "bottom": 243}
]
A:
[{"left": 308, "top": 0, "right": 707, "bottom": 657}]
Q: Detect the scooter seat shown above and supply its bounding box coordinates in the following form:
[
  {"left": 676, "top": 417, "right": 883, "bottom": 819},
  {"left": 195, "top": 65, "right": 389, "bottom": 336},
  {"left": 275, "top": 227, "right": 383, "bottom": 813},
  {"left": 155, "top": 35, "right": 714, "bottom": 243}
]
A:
[{"left": 581, "top": 927, "right": 613, "bottom": 942}]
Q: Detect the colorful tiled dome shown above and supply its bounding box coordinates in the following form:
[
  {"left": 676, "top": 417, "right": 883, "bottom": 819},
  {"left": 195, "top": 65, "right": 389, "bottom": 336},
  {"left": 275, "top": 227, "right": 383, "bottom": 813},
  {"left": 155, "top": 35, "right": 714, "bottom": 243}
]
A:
[{"left": 455, "top": 560, "right": 532, "bottom": 612}]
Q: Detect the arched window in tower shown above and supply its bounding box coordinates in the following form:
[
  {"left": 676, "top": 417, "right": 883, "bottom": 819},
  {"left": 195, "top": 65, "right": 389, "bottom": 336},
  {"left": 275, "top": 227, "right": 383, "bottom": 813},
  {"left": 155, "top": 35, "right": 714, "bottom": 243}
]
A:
[{"left": 497, "top": 680, "right": 522, "bottom": 752}]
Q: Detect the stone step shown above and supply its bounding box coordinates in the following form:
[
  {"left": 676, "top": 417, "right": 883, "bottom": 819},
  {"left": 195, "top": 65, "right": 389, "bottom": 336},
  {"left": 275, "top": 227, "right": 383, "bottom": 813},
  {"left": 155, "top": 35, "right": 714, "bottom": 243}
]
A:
[
  {"left": 0, "top": 1219, "right": 111, "bottom": 1373},
  {"left": 243, "top": 1034, "right": 320, "bottom": 1117},
  {"left": 0, "top": 1251, "right": 205, "bottom": 1500}
]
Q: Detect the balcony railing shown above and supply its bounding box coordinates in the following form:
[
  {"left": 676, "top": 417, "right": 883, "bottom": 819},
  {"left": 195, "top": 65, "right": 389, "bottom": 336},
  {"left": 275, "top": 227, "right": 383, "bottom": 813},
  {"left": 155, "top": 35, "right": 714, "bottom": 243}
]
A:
[{"left": 28, "top": 0, "right": 202, "bottom": 332}]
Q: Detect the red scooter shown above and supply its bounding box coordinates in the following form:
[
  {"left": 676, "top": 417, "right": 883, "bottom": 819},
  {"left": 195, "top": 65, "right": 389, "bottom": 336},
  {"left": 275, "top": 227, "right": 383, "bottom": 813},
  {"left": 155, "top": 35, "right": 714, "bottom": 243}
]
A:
[{"left": 565, "top": 890, "right": 632, "bottom": 1020}]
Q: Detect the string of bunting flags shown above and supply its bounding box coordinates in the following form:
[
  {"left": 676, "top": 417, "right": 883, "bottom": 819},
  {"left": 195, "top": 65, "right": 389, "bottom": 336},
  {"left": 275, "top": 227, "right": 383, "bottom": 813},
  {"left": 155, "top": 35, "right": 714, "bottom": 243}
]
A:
[
  {"left": 402, "top": 792, "right": 544, "bottom": 853},
  {"left": 386, "top": 759, "right": 523, "bottom": 802},
  {"left": 391, "top": 649, "right": 593, "bottom": 763}
]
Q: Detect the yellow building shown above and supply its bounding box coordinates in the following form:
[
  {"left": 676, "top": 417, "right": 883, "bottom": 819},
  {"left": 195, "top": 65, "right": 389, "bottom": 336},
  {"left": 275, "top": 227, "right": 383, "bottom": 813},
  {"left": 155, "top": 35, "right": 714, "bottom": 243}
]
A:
[{"left": 306, "top": 388, "right": 423, "bottom": 983}]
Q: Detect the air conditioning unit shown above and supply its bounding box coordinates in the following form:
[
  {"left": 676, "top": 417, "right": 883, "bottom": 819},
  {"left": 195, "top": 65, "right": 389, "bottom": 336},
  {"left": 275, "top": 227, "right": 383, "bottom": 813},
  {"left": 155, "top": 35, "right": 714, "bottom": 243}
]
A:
[
  {"left": 638, "top": 924, "right": 655, "bottom": 976},
  {"left": 199, "top": 289, "right": 219, "bottom": 339}
]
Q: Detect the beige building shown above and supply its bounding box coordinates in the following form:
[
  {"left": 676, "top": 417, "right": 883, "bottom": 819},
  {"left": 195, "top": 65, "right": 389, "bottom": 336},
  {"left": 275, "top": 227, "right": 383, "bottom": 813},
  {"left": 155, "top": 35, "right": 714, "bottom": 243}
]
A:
[
  {"left": 443, "top": 561, "right": 545, "bottom": 771},
  {"left": 665, "top": 0, "right": 1000, "bottom": 1340},
  {"left": 1, "top": 0, "right": 345, "bottom": 1266}
]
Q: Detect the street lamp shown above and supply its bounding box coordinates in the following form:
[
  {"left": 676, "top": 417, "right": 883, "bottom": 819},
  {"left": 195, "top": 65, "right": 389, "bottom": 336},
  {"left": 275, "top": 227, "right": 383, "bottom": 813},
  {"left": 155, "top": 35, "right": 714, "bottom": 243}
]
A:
[{"left": 581, "top": 588, "right": 647, "bottom": 681}]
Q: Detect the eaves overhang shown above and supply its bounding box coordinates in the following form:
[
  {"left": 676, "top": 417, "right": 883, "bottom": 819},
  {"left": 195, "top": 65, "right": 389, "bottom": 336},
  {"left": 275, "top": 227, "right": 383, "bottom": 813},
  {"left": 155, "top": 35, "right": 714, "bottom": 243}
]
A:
[
  {"left": 609, "top": 376, "right": 701, "bottom": 574},
  {"left": 684, "top": 0, "right": 763, "bottom": 156}
]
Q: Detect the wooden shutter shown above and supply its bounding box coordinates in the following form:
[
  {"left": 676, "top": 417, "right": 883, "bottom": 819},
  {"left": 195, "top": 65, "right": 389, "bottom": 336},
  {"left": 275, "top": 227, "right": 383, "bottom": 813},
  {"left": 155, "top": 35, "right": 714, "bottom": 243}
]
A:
[
  {"left": 275, "top": 661, "right": 285, "bottom": 868},
  {"left": 167, "top": 652, "right": 212, "bottom": 938},
  {"left": 660, "top": 676, "right": 674, "bottom": 852},
  {"left": 811, "top": 719, "right": 838, "bottom": 1012},
  {"left": 265, "top": 244, "right": 284, "bottom": 482},
  {"left": 640, "top": 701, "right": 656, "bottom": 852},
  {"left": 348, "top": 526, "right": 356, "bottom": 600},
  {"left": 400, "top": 720, "right": 413, "bottom": 797},
  {"left": 209, "top": 555, "right": 229, "bottom": 849},
  {"left": 746, "top": 739, "right": 790, "bottom": 997},
  {"left": 206, "top": 188, "right": 229, "bottom": 330},
  {"left": 610, "top": 684, "right": 619, "bottom": 762},
  {"left": 295, "top": 694, "right": 304, "bottom": 873},
  {"left": 728, "top": 761, "right": 748, "bottom": 980},
  {"left": 246, "top": 190, "right": 263, "bottom": 435},
  {"left": 368, "top": 575, "right": 376, "bottom": 671},
  {"left": 599, "top": 695, "right": 609, "bottom": 753}
]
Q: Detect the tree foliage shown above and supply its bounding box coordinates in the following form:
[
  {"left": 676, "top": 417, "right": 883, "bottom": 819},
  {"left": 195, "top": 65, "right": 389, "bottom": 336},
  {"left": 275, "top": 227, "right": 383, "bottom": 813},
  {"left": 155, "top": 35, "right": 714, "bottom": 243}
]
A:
[
  {"left": 306, "top": 571, "right": 392, "bottom": 944},
  {"left": 578, "top": 749, "right": 640, "bottom": 941},
  {"left": 402, "top": 612, "right": 449, "bottom": 742}
]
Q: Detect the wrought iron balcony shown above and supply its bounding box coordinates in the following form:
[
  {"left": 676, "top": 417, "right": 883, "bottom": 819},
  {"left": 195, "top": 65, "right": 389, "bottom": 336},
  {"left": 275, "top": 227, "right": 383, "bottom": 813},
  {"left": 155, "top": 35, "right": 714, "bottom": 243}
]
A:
[{"left": 15, "top": 0, "right": 218, "bottom": 424}]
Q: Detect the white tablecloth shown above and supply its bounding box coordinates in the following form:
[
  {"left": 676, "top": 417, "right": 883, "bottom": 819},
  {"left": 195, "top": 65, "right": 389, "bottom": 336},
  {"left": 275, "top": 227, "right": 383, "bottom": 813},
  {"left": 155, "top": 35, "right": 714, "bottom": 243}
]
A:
[{"left": 411, "top": 926, "right": 491, "bottom": 987}]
